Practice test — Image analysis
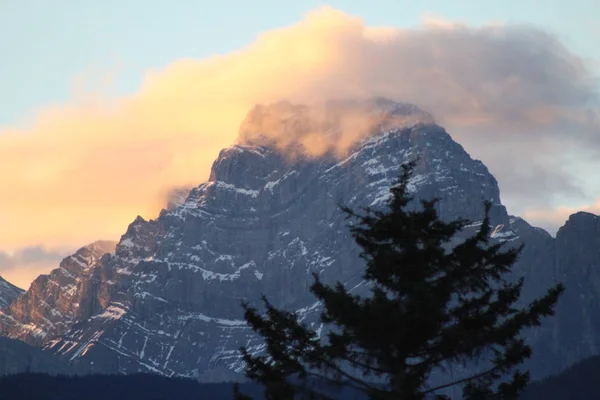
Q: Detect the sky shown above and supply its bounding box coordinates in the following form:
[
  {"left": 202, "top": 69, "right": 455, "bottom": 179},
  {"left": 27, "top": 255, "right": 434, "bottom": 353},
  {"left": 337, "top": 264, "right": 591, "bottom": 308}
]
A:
[{"left": 0, "top": 0, "right": 599, "bottom": 288}]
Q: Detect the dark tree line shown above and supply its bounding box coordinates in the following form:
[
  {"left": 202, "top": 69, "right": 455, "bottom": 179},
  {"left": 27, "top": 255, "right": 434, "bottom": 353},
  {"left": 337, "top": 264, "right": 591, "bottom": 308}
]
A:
[
  {"left": 235, "top": 162, "right": 564, "bottom": 400},
  {"left": 0, "top": 372, "right": 264, "bottom": 400}
]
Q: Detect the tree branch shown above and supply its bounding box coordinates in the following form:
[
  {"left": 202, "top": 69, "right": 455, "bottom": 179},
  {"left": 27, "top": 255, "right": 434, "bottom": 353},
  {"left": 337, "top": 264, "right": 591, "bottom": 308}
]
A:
[{"left": 422, "top": 364, "right": 503, "bottom": 395}]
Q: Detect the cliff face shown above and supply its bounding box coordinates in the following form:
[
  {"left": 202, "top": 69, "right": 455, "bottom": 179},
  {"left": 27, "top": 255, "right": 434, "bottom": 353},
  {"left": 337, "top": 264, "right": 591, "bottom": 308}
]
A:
[
  {"left": 0, "top": 241, "right": 116, "bottom": 346},
  {"left": 549, "top": 213, "right": 600, "bottom": 371},
  {"left": 13, "top": 100, "right": 510, "bottom": 380},
  {"left": 0, "top": 98, "right": 597, "bottom": 383}
]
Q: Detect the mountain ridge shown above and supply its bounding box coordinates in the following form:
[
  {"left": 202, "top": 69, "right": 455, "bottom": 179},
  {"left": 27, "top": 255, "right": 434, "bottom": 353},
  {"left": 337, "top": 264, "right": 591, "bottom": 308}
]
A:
[
  {"left": 0, "top": 240, "right": 117, "bottom": 346},
  {"left": 44, "top": 109, "right": 509, "bottom": 380},
  {"left": 0, "top": 98, "right": 597, "bottom": 384}
]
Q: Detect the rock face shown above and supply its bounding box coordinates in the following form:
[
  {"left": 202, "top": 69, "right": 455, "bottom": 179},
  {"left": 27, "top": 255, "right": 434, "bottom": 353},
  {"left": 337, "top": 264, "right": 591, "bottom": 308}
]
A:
[
  {"left": 0, "top": 98, "right": 597, "bottom": 383},
  {"left": 545, "top": 213, "right": 600, "bottom": 374},
  {"left": 0, "top": 241, "right": 116, "bottom": 346},
  {"left": 4, "top": 99, "right": 513, "bottom": 380},
  {"left": 0, "top": 277, "right": 23, "bottom": 309}
]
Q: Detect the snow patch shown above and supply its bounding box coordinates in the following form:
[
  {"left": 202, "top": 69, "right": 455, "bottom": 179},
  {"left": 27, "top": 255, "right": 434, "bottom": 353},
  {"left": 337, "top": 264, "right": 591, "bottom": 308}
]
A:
[
  {"left": 93, "top": 304, "right": 127, "bottom": 321},
  {"left": 178, "top": 312, "right": 247, "bottom": 327},
  {"left": 215, "top": 181, "right": 259, "bottom": 198},
  {"left": 120, "top": 238, "right": 135, "bottom": 248}
]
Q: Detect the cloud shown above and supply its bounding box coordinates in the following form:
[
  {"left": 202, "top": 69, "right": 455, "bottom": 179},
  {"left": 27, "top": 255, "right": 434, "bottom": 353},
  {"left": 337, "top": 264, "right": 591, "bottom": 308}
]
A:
[
  {"left": 0, "top": 6, "right": 598, "bottom": 259},
  {"left": 236, "top": 98, "right": 435, "bottom": 159},
  {"left": 0, "top": 246, "right": 67, "bottom": 290}
]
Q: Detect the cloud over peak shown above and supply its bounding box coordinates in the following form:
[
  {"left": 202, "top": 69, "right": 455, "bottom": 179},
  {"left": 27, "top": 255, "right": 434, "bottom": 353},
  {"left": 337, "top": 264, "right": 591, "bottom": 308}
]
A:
[{"left": 0, "top": 6, "right": 598, "bottom": 258}]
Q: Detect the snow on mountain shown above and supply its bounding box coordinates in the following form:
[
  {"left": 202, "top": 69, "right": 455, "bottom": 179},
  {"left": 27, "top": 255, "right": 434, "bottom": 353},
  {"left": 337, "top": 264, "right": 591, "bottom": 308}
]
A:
[
  {"left": 0, "top": 98, "right": 596, "bottom": 383},
  {"left": 29, "top": 99, "right": 512, "bottom": 380}
]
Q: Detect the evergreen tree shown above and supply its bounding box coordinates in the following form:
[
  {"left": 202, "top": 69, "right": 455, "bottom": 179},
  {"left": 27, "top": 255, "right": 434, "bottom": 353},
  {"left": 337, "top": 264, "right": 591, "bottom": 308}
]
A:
[{"left": 234, "top": 161, "right": 564, "bottom": 400}]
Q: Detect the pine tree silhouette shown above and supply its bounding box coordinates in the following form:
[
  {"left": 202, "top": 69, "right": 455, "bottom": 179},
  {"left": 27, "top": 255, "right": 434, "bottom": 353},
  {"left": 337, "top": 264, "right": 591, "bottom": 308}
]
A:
[{"left": 234, "top": 161, "right": 564, "bottom": 400}]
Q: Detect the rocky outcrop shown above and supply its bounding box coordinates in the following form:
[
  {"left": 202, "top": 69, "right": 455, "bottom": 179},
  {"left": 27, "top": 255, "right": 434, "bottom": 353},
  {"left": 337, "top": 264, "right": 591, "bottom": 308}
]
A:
[
  {"left": 545, "top": 213, "right": 600, "bottom": 374},
  {"left": 34, "top": 99, "right": 515, "bottom": 379},
  {"left": 0, "top": 241, "right": 116, "bottom": 346}
]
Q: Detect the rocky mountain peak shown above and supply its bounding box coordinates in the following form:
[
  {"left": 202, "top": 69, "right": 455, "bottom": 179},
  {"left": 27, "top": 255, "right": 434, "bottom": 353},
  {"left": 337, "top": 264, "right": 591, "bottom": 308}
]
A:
[
  {"left": 208, "top": 145, "right": 285, "bottom": 188},
  {"left": 212, "top": 98, "right": 503, "bottom": 223},
  {"left": 543, "top": 210, "right": 600, "bottom": 377},
  {"left": 0, "top": 240, "right": 117, "bottom": 346},
  {"left": 18, "top": 100, "right": 516, "bottom": 380},
  {"left": 74, "top": 240, "right": 117, "bottom": 265},
  {"left": 236, "top": 97, "right": 435, "bottom": 156},
  {"left": 164, "top": 187, "right": 194, "bottom": 211},
  {"left": 87, "top": 240, "right": 118, "bottom": 254},
  {"left": 2, "top": 98, "right": 597, "bottom": 384},
  {"left": 557, "top": 212, "right": 600, "bottom": 237}
]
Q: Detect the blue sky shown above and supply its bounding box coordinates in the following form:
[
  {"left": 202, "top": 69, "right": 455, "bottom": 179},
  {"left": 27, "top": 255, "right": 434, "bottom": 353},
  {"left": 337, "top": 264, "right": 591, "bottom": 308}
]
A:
[{"left": 1, "top": 0, "right": 598, "bottom": 126}]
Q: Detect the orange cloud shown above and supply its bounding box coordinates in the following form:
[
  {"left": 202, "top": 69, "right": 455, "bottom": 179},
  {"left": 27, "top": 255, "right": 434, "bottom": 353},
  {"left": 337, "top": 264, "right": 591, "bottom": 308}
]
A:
[
  {"left": 0, "top": 7, "right": 420, "bottom": 253},
  {"left": 0, "top": 6, "right": 596, "bottom": 273}
]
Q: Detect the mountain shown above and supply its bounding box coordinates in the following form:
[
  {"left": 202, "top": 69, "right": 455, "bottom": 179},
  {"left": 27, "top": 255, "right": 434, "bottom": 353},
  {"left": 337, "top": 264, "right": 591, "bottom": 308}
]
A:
[
  {"left": 0, "top": 240, "right": 116, "bottom": 346},
  {"left": 0, "top": 277, "right": 23, "bottom": 308},
  {"left": 540, "top": 212, "right": 600, "bottom": 375},
  {"left": 0, "top": 98, "right": 597, "bottom": 385}
]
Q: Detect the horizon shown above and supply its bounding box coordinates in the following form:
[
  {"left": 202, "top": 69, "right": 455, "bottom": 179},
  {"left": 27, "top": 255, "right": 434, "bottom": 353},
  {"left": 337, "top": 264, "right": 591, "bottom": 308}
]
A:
[{"left": 1, "top": 1, "right": 599, "bottom": 288}]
